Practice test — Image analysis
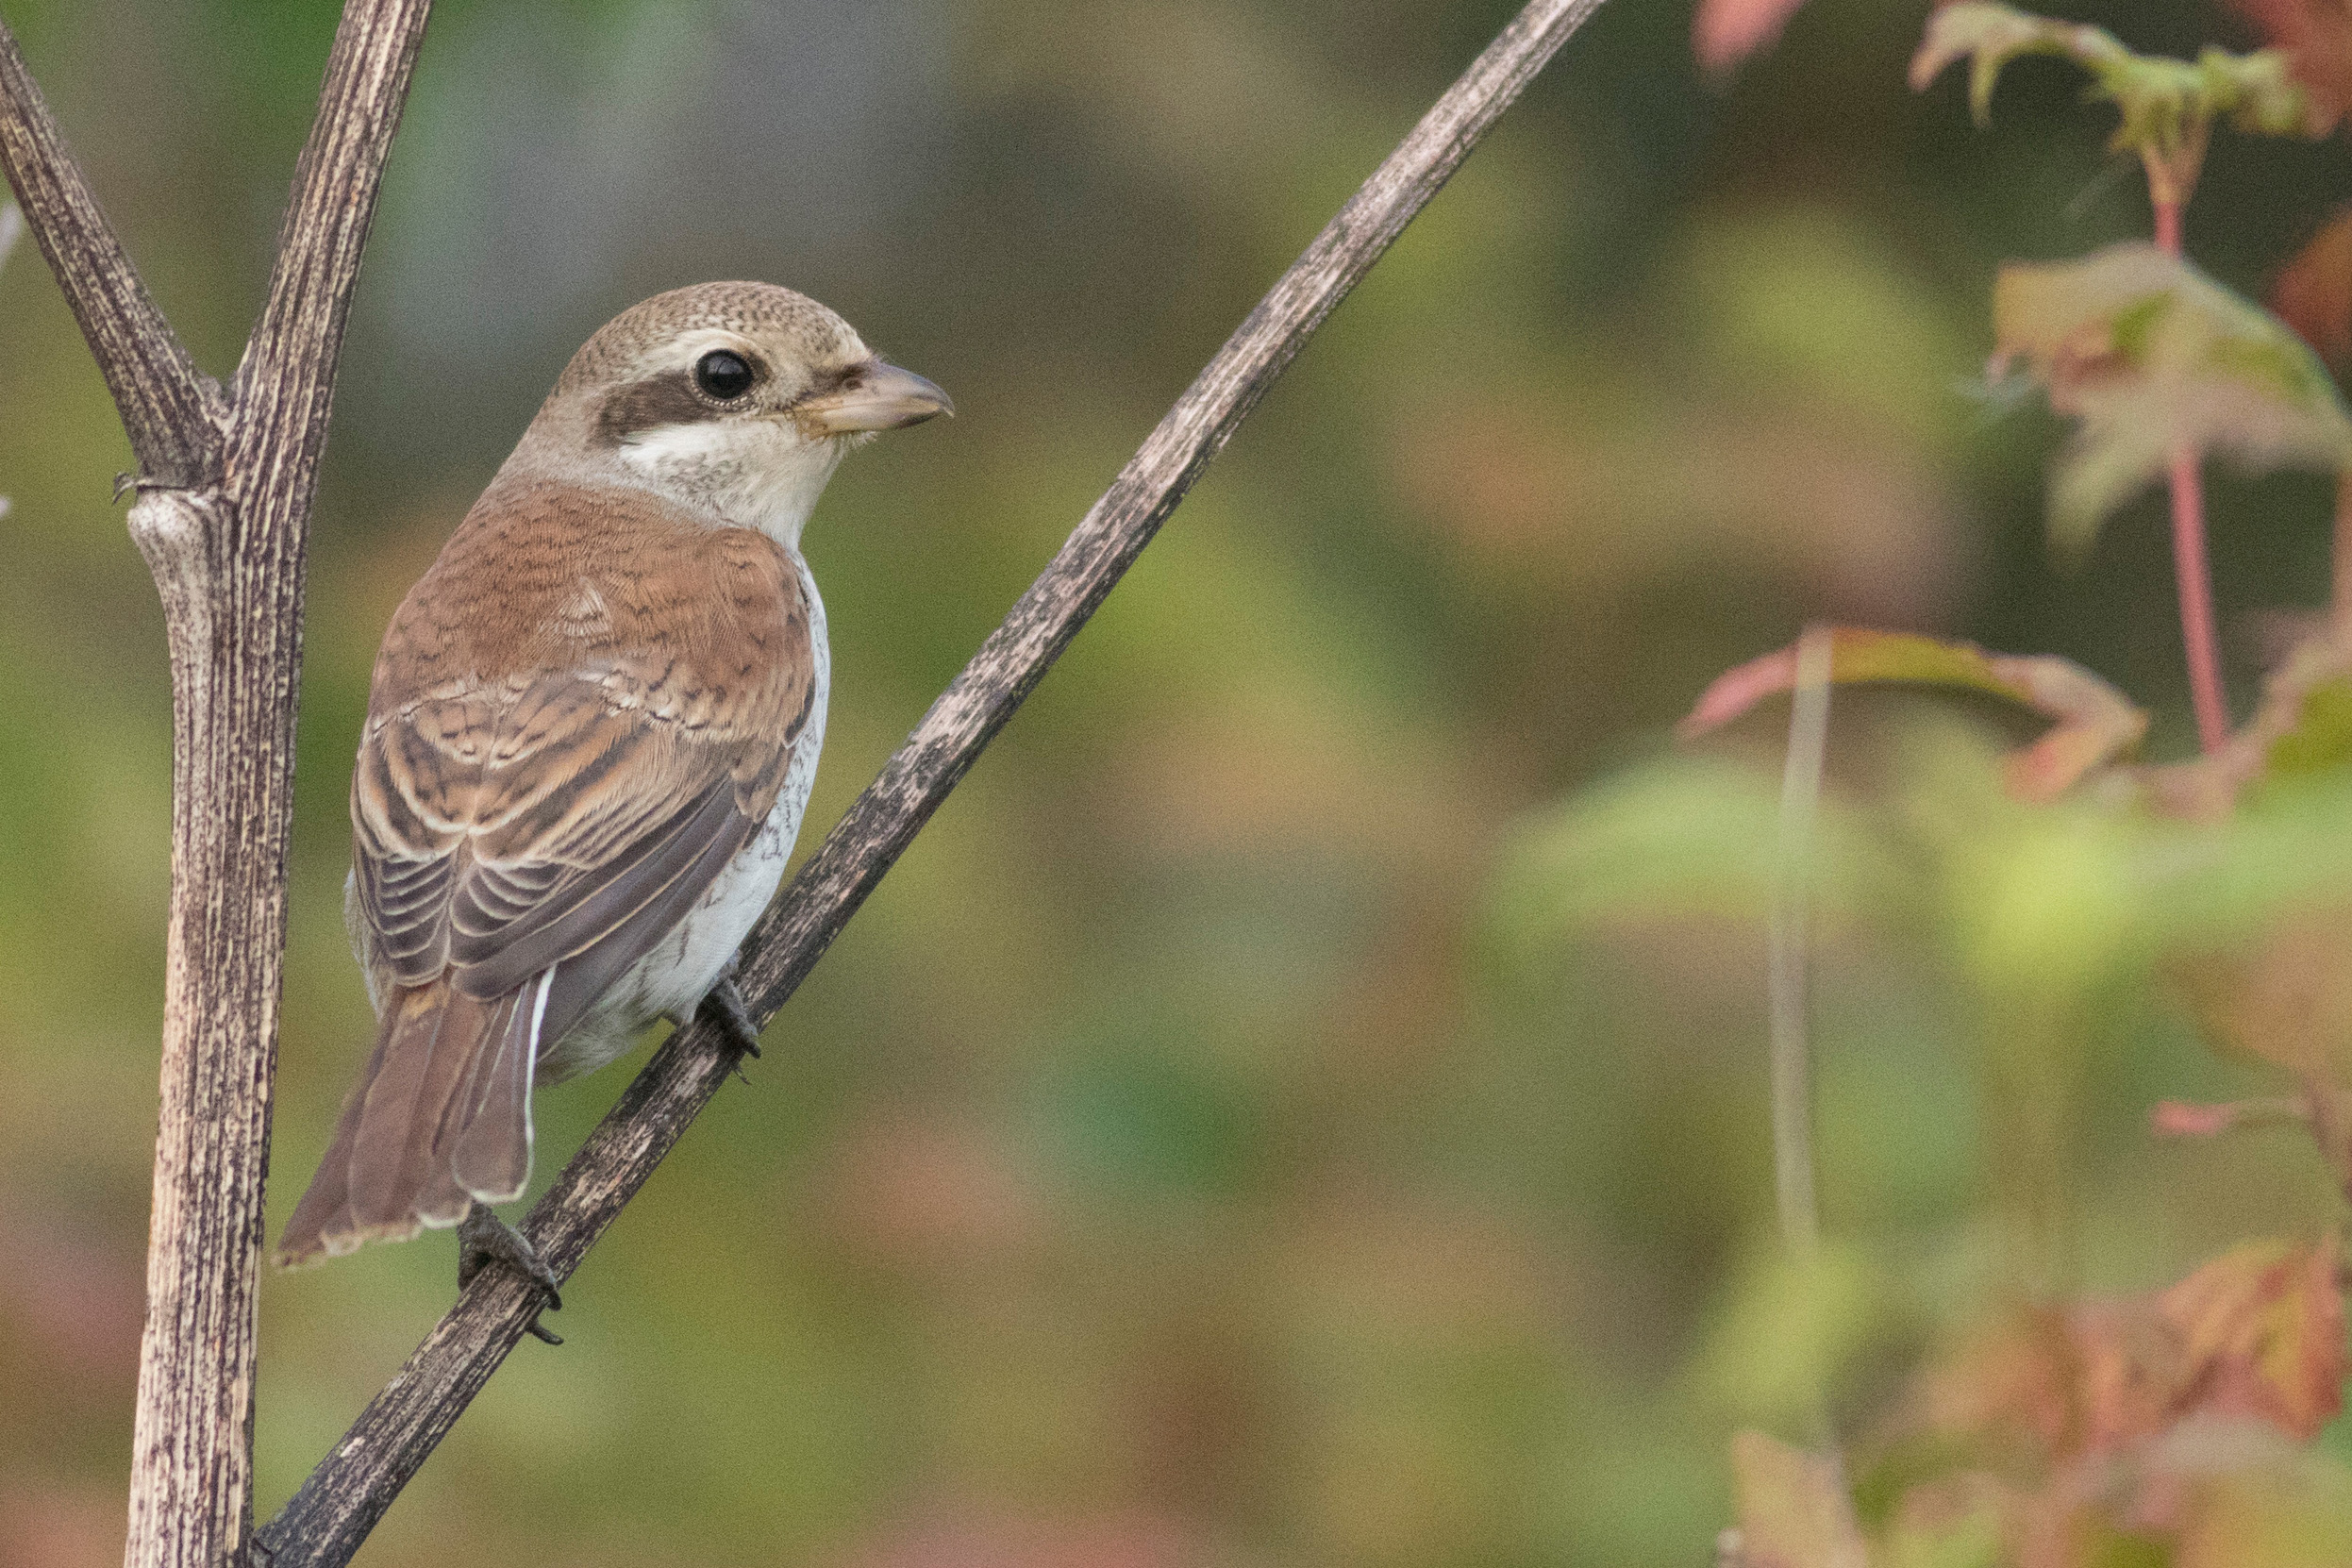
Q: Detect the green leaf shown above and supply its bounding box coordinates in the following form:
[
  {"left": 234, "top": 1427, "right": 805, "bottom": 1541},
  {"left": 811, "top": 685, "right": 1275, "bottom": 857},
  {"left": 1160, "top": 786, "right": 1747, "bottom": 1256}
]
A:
[
  {"left": 1909, "top": 1, "right": 2128, "bottom": 126},
  {"left": 1910, "top": 1, "right": 2327, "bottom": 145},
  {"left": 1993, "top": 244, "right": 2352, "bottom": 558},
  {"left": 2264, "top": 676, "right": 2352, "bottom": 777}
]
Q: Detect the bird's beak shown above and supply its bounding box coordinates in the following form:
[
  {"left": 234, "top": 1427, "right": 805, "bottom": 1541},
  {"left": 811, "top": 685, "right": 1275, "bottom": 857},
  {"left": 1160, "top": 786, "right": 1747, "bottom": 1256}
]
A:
[{"left": 797, "top": 361, "right": 954, "bottom": 435}]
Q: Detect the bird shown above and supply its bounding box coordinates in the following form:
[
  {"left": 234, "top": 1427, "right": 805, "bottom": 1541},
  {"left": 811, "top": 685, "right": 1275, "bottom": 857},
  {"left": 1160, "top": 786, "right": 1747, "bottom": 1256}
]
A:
[{"left": 275, "top": 282, "right": 949, "bottom": 1306}]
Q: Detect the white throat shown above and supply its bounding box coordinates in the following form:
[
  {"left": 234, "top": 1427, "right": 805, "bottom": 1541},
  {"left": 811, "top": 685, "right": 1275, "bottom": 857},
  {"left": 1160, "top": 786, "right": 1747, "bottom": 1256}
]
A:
[{"left": 612, "top": 420, "right": 848, "bottom": 549}]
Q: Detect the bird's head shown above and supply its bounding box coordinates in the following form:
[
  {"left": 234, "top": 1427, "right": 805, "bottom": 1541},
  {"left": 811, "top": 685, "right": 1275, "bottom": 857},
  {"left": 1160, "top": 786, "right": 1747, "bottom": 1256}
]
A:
[{"left": 514, "top": 280, "right": 950, "bottom": 547}]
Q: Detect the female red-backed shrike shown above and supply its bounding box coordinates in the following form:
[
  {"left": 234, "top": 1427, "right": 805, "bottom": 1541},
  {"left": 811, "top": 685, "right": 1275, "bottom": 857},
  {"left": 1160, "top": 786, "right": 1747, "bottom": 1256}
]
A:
[{"left": 277, "top": 283, "right": 948, "bottom": 1285}]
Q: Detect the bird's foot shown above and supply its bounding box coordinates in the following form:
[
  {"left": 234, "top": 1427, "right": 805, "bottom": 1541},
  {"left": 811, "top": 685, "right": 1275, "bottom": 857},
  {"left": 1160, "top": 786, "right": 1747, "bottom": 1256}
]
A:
[
  {"left": 458, "top": 1202, "right": 563, "bottom": 1345},
  {"left": 697, "top": 973, "right": 764, "bottom": 1061}
]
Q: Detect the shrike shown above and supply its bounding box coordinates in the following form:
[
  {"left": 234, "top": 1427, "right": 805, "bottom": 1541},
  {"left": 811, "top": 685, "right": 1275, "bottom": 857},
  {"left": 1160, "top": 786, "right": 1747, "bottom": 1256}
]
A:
[{"left": 277, "top": 282, "right": 948, "bottom": 1296}]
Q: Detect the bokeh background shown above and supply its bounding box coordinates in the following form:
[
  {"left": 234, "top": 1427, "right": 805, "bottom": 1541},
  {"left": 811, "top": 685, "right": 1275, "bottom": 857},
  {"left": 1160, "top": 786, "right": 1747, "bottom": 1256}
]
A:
[{"left": 4, "top": 0, "right": 2350, "bottom": 1563}]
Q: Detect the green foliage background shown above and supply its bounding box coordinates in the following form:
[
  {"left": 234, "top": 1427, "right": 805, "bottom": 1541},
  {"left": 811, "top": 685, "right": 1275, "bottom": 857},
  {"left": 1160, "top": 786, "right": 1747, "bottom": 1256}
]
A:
[{"left": 1, "top": 0, "right": 2347, "bottom": 1563}]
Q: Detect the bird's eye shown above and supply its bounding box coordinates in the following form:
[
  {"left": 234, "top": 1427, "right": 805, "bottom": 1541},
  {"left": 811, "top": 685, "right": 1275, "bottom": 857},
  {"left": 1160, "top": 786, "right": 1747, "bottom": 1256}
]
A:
[{"left": 693, "top": 349, "right": 758, "bottom": 400}]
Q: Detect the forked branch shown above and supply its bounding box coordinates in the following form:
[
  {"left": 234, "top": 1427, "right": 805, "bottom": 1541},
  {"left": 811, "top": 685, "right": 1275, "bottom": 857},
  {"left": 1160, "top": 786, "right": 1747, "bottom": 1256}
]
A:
[
  {"left": 257, "top": 0, "right": 1611, "bottom": 1560},
  {"left": 0, "top": 6, "right": 432, "bottom": 1567}
]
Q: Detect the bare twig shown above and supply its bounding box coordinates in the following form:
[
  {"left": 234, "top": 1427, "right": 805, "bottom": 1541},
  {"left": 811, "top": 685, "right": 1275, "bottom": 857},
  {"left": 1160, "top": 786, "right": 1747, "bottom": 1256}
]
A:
[
  {"left": 0, "top": 27, "right": 223, "bottom": 484},
  {"left": 0, "top": 6, "right": 432, "bottom": 1566},
  {"left": 255, "top": 1, "right": 1610, "bottom": 1560}
]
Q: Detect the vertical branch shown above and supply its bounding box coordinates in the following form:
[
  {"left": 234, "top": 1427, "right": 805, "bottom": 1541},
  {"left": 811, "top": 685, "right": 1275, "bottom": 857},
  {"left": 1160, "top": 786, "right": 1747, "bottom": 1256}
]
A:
[
  {"left": 0, "top": 5, "right": 436, "bottom": 1566},
  {"left": 121, "top": 5, "right": 434, "bottom": 1560}
]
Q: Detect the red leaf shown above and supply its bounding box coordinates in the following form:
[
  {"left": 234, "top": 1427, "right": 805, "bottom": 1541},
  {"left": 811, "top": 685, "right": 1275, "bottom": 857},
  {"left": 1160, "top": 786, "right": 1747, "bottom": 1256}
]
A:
[
  {"left": 1681, "top": 627, "right": 2147, "bottom": 802},
  {"left": 1694, "top": 0, "right": 1812, "bottom": 75},
  {"left": 1921, "top": 1240, "right": 2348, "bottom": 1460},
  {"left": 2272, "top": 207, "right": 2352, "bottom": 363},
  {"left": 2160, "top": 1236, "right": 2348, "bottom": 1441}
]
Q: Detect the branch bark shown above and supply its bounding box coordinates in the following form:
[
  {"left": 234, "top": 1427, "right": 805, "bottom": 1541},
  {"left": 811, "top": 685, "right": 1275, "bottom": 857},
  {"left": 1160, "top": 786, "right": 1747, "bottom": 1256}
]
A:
[
  {"left": 255, "top": 0, "right": 1610, "bottom": 1560},
  {"left": 0, "top": 6, "right": 432, "bottom": 1566}
]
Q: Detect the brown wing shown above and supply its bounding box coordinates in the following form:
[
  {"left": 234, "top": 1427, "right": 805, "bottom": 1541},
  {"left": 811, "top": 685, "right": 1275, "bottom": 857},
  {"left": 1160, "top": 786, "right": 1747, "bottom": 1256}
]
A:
[
  {"left": 279, "top": 483, "right": 819, "bottom": 1265},
  {"left": 351, "top": 476, "right": 818, "bottom": 1053}
]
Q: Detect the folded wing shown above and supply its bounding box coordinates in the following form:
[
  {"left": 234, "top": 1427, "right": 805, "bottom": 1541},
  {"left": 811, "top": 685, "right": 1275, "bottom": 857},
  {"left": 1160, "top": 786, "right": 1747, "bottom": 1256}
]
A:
[{"left": 278, "top": 487, "right": 814, "bottom": 1263}]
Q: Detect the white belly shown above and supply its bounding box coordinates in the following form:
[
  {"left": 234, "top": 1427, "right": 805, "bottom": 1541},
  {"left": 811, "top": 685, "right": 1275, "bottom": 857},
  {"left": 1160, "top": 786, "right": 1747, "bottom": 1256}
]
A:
[{"left": 536, "top": 552, "right": 829, "bottom": 1083}]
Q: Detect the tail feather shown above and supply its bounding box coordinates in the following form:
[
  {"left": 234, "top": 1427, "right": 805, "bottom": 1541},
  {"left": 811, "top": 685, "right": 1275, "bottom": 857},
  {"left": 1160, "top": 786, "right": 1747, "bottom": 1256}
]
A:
[
  {"left": 451, "top": 971, "right": 542, "bottom": 1201},
  {"left": 276, "top": 976, "right": 541, "bottom": 1268}
]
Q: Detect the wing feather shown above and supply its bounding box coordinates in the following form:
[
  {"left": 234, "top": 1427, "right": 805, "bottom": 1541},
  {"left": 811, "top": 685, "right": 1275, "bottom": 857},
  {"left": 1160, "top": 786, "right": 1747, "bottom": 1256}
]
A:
[{"left": 347, "top": 484, "right": 814, "bottom": 1063}]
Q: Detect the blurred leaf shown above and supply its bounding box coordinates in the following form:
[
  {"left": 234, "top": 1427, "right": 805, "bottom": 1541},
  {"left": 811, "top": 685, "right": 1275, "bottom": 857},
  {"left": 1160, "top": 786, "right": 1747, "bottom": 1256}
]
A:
[
  {"left": 2160, "top": 1237, "right": 2347, "bottom": 1442},
  {"left": 1910, "top": 2, "right": 2328, "bottom": 142},
  {"left": 1910, "top": 2, "right": 2131, "bottom": 127},
  {"left": 1700, "top": 1244, "right": 1889, "bottom": 1432},
  {"left": 1993, "top": 244, "right": 2352, "bottom": 559},
  {"left": 2263, "top": 676, "right": 2352, "bottom": 778},
  {"left": 2141, "top": 634, "right": 2352, "bottom": 818},
  {"left": 1693, "top": 0, "right": 1811, "bottom": 75},
  {"left": 2168, "top": 1426, "right": 2352, "bottom": 1566},
  {"left": 2228, "top": 0, "right": 2352, "bottom": 127},
  {"left": 2272, "top": 208, "right": 2352, "bottom": 364},
  {"left": 1682, "top": 628, "right": 2147, "bottom": 802},
  {"left": 2172, "top": 906, "right": 2352, "bottom": 1087},
  {"left": 1486, "top": 758, "right": 1900, "bottom": 972},
  {"left": 1917, "top": 1238, "right": 2347, "bottom": 1483},
  {"left": 1728, "top": 1430, "right": 1870, "bottom": 1568},
  {"left": 1874, "top": 1474, "right": 2007, "bottom": 1568}
]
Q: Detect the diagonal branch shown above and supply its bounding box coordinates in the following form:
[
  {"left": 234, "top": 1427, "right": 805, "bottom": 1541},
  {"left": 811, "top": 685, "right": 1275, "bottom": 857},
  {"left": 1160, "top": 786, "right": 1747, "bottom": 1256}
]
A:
[
  {"left": 0, "top": 17, "right": 225, "bottom": 485},
  {"left": 256, "top": 0, "right": 1610, "bottom": 1560}
]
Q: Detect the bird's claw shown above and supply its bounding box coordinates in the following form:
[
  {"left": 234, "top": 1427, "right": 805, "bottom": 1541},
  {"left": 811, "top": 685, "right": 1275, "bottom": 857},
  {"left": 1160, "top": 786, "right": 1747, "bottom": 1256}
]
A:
[
  {"left": 458, "top": 1202, "right": 564, "bottom": 1345},
  {"left": 698, "top": 974, "right": 765, "bottom": 1062}
]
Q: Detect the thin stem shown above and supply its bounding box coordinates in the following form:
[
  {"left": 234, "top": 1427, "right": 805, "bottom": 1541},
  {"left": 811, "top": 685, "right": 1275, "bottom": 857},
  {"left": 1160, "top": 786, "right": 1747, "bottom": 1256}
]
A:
[
  {"left": 2143, "top": 152, "right": 2227, "bottom": 752},
  {"left": 2151, "top": 189, "right": 2183, "bottom": 255},
  {"left": 1769, "top": 626, "right": 1844, "bottom": 1486},
  {"left": 256, "top": 1, "right": 1612, "bottom": 1560},
  {"left": 1770, "top": 625, "right": 1831, "bottom": 1263},
  {"left": 2171, "top": 448, "right": 2229, "bottom": 752}
]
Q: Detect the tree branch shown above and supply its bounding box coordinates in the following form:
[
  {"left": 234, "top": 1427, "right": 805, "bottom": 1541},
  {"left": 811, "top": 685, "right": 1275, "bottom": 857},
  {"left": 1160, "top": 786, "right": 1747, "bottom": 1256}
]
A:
[
  {"left": 0, "top": 5, "right": 442, "bottom": 1567},
  {"left": 0, "top": 17, "right": 224, "bottom": 485},
  {"left": 230, "top": 0, "right": 432, "bottom": 521},
  {"left": 255, "top": 0, "right": 1610, "bottom": 1560}
]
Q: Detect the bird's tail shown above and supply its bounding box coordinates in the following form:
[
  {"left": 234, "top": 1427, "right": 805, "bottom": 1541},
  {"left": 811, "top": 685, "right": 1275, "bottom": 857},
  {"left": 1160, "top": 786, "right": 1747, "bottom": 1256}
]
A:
[{"left": 275, "top": 974, "right": 544, "bottom": 1267}]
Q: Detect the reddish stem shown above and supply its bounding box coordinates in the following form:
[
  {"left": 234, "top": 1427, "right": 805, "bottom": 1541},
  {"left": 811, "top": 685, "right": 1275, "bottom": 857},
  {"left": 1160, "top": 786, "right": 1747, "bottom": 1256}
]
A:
[
  {"left": 2149, "top": 182, "right": 2227, "bottom": 751},
  {"left": 2170, "top": 449, "right": 2229, "bottom": 752}
]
